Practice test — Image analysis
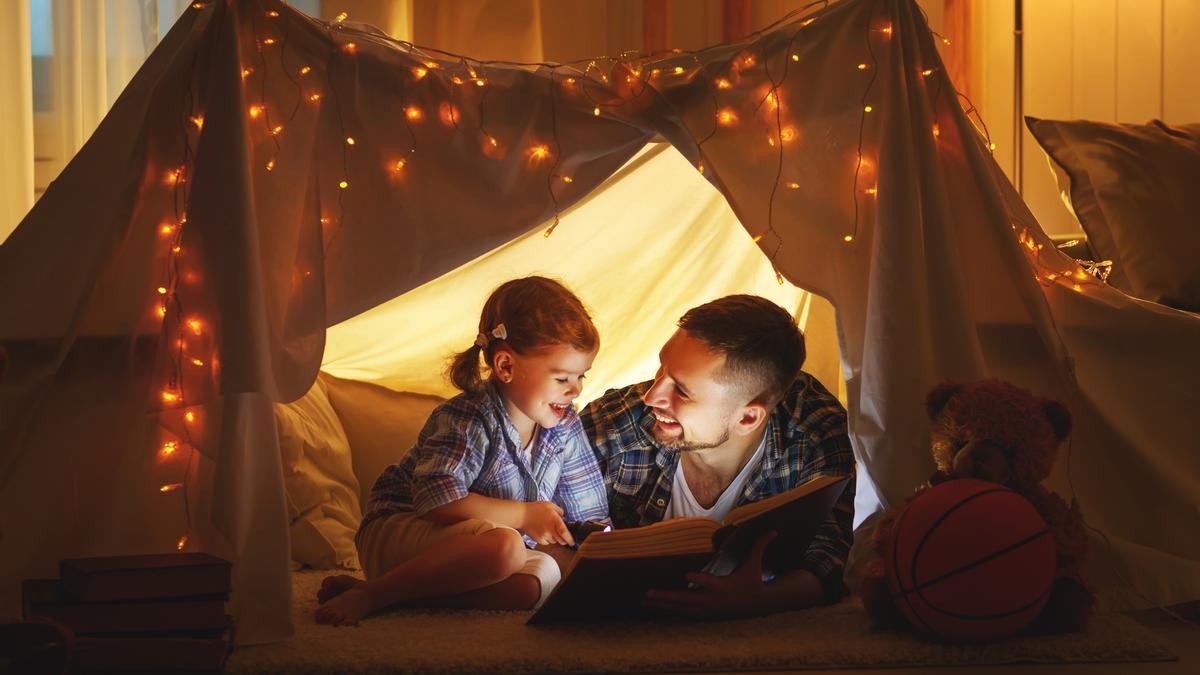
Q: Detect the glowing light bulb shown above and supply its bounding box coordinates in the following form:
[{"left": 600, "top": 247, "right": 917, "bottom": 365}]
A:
[
  {"left": 932, "top": 123, "right": 940, "bottom": 138},
  {"left": 564, "top": 77, "right": 576, "bottom": 85},
  {"left": 775, "top": 270, "right": 784, "bottom": 285},
  {"left": 487, "top": 136, "right": 498, "bottom": 147},
  {"left": 393, "top": 159, "right": 406, "bottom": 171},
  {"left": 262, "top": 38, "right": 276, "bottom": 46},
  {"left": 452, "top": 76, "right": 464, "bottom": 85},
  {"left": 716, "top": 108, "right": 738, "bottom": 126},
  {"left": 300, "top": 66, "right": 312, "bottom": 75},
  {"left": 162, "top": 390, "right": 180, "bottom": 403},
  {"left": 858, "top": 63, "right": 869, "bottom": 70},
  {"left": 156, "top": 305, "right": 167, "bottom": 318},
  {"left": 190, "top": 116, "right": 204, "bottom": 130},
  {"left": 593, "top": 107, "right": 600, "bottom": 116},
  {"left": 780, "top": 127, "right": 797, "bottom": 143},
  {"left": 185, "top": 411, "right": 196, "bottom": 423},
  {"left": 404, "top": 106, "right": 423, "bottom": 122},
  {"left": 844, "top": 234, "right": 854, "bottom": 242},
  {"left": 475, "top": 79, "right": 486, "bottom": 87},
  {"left": 309, "top": 93, "right": 321, "bottom": 102},
  {"left": 716, "top": 78, "right": 732, "bottom": 89},
  {"left": 674, "top": 66, "right": 684, "bottom": 74},
  {"left": 345, "top": 136, "right": 355, "bottom": 145},
  {"left": 161, "top": 441, "right": 178, "bottom": 457},
  {"left": 187, "top": 319, "right": 202, "bottom": 335},
  {"left": 335, "top": 11, "right": 348, "bottom": 22},
  {"left": 989, "top": 142, "right": 997, "bottom": 151},
  {"left": 791, "top": 54, "right": 799, "bottom": 61},
  {"left": 157, "top": 286, "right": 168, "bottom": 295},
  {"left": 942, "top": 37, "right": 951, "bottom": 45},
  {"left": 413, "top": 66, "right": 427, "bottom": 79},
  {"left": 343, "top": 42, "right": 356, "bottom": 52},
  {"left": 177, "top": 535, "right": 188, "bottom": 550},
  {"left": 271, "top": 124, "right": 283, "bottom": 135},
  {"left": 922, "top": 68, "right": 934, "bottom": 76},
  {"left": 561, "top": 176, "right": 573, "bottom": 183},
  {"left": 527, "top": 144, "right": 550, "bottom": 162},
  {"left": 248, "top": 104, "right": 263, "bottom": 119},
  {"left": 338, "top": 180, "right": 349, "bottom": 189},
  {"left": 864, "top": 105, "right": 873, "bottom": 112},
  {"left": 752, "top": 234, "right": 763, "bottom": 243},
  {"left": 881, "top": 24, "right": 893, "bottom": 35},
  {"left": 266, "top": 159, "right": 275, "bottom": 171},
  {"left": 267, "top": 10, "right": 279, "bottom": 17},
  {"left": 801, "top": 18, "right": 816, "bottom": 27},
  {"left": 172, "top": 245, "right": 181, "bottom": 253},
  {"left": 241, "top": 67, "right": 252, "bottom": 78},
  {"left": 160, "top": 224, "right": 175, "bottom": 236},
  {"left": 786, "top": 182, "right": 800, "bottom": 189},
  {"left": 191, "top": 358, "right": 204, "bottom": 366},
  {"left": 866, "top": 187, "right": 878, "bottom": 195}
]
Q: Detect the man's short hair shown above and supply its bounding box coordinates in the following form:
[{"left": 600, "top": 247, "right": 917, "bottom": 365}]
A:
[{"left": 678, "top": 295, "right": 805, "bottom": 405}]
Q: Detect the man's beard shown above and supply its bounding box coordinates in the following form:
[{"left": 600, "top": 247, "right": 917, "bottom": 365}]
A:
[{"left": 654, "top": 423, "right": 730, "bottom": 452}]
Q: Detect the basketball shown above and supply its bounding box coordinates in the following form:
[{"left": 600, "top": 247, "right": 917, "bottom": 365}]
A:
[{"left": 883, "top": 478, "right": 1056, "bottom": 641}]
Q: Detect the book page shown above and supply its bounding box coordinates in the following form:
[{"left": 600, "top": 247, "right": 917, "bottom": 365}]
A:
[{"left": 577, "top": 517, "right": 720, "bottom": 559}]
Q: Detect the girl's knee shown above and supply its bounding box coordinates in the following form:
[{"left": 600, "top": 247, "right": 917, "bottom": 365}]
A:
[{"left": 479, "top": 528, "right": 527, "bottom": 580}]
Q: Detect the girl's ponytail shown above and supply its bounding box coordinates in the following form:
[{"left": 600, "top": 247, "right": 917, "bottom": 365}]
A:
[{"left": 446, "top": 344, "right": 485, "bottom": 394}]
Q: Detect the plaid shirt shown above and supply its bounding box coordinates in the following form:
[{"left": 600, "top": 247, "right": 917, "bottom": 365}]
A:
[
  {"left": 361, "top": 381, "right": 609, "bottom": 547},
  {"left": 580, "top": 372, "right": 856, "bottom": 602}
]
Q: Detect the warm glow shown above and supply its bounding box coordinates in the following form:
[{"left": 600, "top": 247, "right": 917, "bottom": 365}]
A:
[
  {"left": 157, "top": 286, "right": 168, "bottom": 295},
  {"left": 932, "top": 123, "right": 940, "bottom": 138},
  {"left": 752, "top": 234, "right": 763, "bottom": 242},
  {"left": 405, "top": 106, "right": 424, "bottom": 122},
  {"left": 266, "top": 159, "right": 275, "bottom": 171},
  {"left": 775, "top": 270, "right": 784, "bottom": 285},
  {"left": 267, "top": 10, "right": 279, "bottom": 18},
  {"left": 561, "top": 175, "right": 573, "bottom": 183},
  {"left": 786, "top": 182, "right": 800, "bottom": 189},
  {"left": 160, "top": 223, "right": 175, "bottom": 236},
  {"left": 942, "top": 37, "right": 951, "bottom": 45},
  {"left": 593, "top": 107, "right": 601, "bottom": 117},
  {"left": 335, "top": 11, "right": 348, "bottom": 22},
  {"left": 248, "top": 104, "right": 264, "bottom": 119},
  {"left": 165, "top": 168, "right": 181, "bottom": 185},
  {"left": 801, "top": 18, "right": 816, "bottom": 27},
  {"left": 177, "top": 536, "right": 188, "bottom": 551},
  {"left": 716, "top": 78, "right": 732, "bottom": 89},
  {"left": 271, "top": 124, "right": 283, "bottom": 135},
  {"left": 716, "top": 108, "right": 738, "bottom": 126},
  {"left": 190, "top": 116, "right": 203, "bottom": 130},
  {"left": 345, "top": 136, "right": 355, "bottom": 145},
  {"left": 172, "top": 245, "right": 181, "bottom": 253},
  {"left": 780, "top": 126, "right": 797, "bottom": 143},
  {"left": 527, "top": 144, "right": 551, "bottom": 163},
  {"left": 922, "top": 68, "right": 934, "bottom": 77},
  {"left": 185, "top": 411, "right": 196, "bottom": 423},
  {"left": 338, "top": 180, "right": 349, "bottom": 189},
  {"left": 393, "top": 159, "right": 406, "bottom": 172},
  {"left": 343, "top": 42, "right": 356, "bottom": 52},
  {"left": 989, "top": 142, "right": 997, "bottom": 151},
  {"left": 452, "top": 76, "right": 464, "bottom": 85},
  {"left": 413, "top": 66, "right": 427, "bottom": 79},
  {"left": 187, "top": 319, "right": 202, "bottom": 335},
  {"left": 866, "top": 186, "right": 878, "bottom": 195},
  {"left": 881, "top": 24, "right": 893, "bottom": 35},
  {"left": 262, "top": 38, "right": 276, "bottom": 46},
  {"left": 309, "top": 93, "right": 321, "bottom": 102},
  {"left": 844, "top": 234, "right": 854, "bottom": 242},
  {"left": 674, "top": 66, "right": 684, "bottom": 74},
  {"left": 858, "top": 63, "right": 869, "bottom": 70},
  {"left": 162, "top": 390, "right": 180, "bottom": 403},
  {"left": 191, "top": 358, "right": 204, "bottom": 366},
  {"left": 241, "top": 67, "right": 252, "bottom": 79},
  {"left": 475, "top": 79, "right": 486, "bottom": 87},
  {"left": 864, "top": 105, "right": 873, "bottom": 112},
  {"left": 698, "top": 162, "right": 705, "bottom": 174},
  {"left": 766, "top": 91, "right": 779, "bottom": 110},
  {"left": 564, "top": 77, "right": 576, "bottom": 85},
  {"left": 161, "top": 441, "right": 178, "bottom": 457},
  {"left": 486, "top": 136, "right": 498, "bottom": 147},
  {"left": 300, "top": 66, "right": 312, "bottom": 76},
  {"left": 439, "top": 102, "right": 459, "bottom": 127},
  {"left": 791, "top": 54, "right": 799, "bottom": 62}
]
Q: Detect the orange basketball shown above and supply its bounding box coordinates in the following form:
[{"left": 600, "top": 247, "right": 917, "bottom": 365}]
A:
[{"left": 884, "top": 478, "right": 1056, "bottom": 642}]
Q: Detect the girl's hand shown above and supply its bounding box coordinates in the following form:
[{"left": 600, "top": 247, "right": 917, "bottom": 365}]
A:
[{"left": 520, "top": 502, "right": 575, "bottom": 546}]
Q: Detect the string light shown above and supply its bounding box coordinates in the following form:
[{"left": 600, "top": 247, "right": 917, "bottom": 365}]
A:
[
  {"left": 345, "top": 136, "right": 355, "bottom": 145},
  {"left": 262, "top": 38, "right": 276, "bottom": 46},
  {"left": 843, "top": 234, "right": 854, "bottom": 242},
  {"left": 716, "top": 108, "right": 738, "bottom": 126},
  {"left": 752, "top": 234, "right": 763, "bottom": 242},
  {"left": 932, "top": 123, "right": 940, "bottom": 138},
  {"left": 300, "top": 66, "right": 312, "bottom": 76},
  {"left": 560, "top": 176, "right": 573, "bottom": 183},
  {"left": 241, "top": 68, "right": 252, "bottom": 79},
  {"left": 412, "top": 66, "right": 427, "bottom": 79},
  {"left": 157, "top": 286, "right": 168, "bottom": 295},
  {"left": 309, "top": 93, "right": 321, "bottom": 102},
  {"left": 592, "top": 107, "right": 601, "bottom": 116},
  {"left": 921, "top": 68, "right": 934, "bottom": 77},
  {"left": 160, "top": 224, "right": 175, "bottom": 236},
  {"left": 267, "top": 10, "right": 279, "bottom": 17},
  {"left": 187, "top": 319, "right": 202, "bottom": 335},
  {"left": 248, "top": 105, "right": 264, "bottom": 119},
  {"left": 177, "top": 536, "right": 188, "bottom": 551},
  {"left": 673, "top": 66, "right": 684, "bottom": 74},
  {"left": 791, "top": 54, "right": 799, "bottom": 61},
  {"left": 863, "top": 105, "right": 873, "bottom": 112},
  {"left": 865, "top": 187, "right": 878, "bottom": 195},
  {"left": 185, "top": 412, "right": 196, "bottom": 424},
  {"left": 858, "top": 63, "right": 869, "bottom": 70},
  {"left": 393, "top": 159, "right": 406, "bottom": 172},
  {"left": 338, "top": 180, "right": 349, "bottom": 189},
  {"left": 161, "top": 441, "right": 178, "bottom": 458},
  {"left": 716, "top": 78, "right": 732, "bottom": 89},
  {"left": 786, "top": 181, "right": 800, "bottom": 189},
  {"left": 404, "top": 106, "right": 423, "bottom": 122},
  {"left": 191, "top": 358, "right": 204, "bottom": 366},
  {"left": 266, "top": 159, "right": 275, "bottom": 171},
  {"left": 190, "top": 116, "right": 204, "bottom": 130},
  {"left": 271, "top": 124, "right": 283, "bottom": 135},
  {"left": 334, "top": 11, "right": 348, "bottom": 22},
  {"left": 161, "top": 390, "right": 180, "bottom": 403}
]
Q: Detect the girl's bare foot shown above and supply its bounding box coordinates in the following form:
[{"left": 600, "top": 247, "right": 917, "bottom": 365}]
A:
[
  {"left": 314, "top": 586, "right": 377, "bottom": 626},
  {"left": 317, "top": 574, "right": 361, "bottom": 604}
]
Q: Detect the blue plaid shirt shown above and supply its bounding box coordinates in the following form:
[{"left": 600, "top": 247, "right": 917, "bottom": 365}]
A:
[
  {"left": 361, "top": 381, "right": 609, "bottom": 546},
  {"left": 580, "top": 372, "right": 856, "bottom": 602}
]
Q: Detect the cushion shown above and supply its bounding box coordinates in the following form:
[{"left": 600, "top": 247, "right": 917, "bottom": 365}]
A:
[
  {"left": 1025, "top": 116, "right": 1200, "bottom": 312},
  {"left": 274, "top": 375, "right": 363, "bottom": 570},
  {"left": 320, "top": 373, "right": 443, "bottom": 511}
]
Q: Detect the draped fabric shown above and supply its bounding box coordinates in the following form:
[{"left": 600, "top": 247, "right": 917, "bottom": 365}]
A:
[{"left": 1, "top": 0, "right": 1196, "bottom": 645}]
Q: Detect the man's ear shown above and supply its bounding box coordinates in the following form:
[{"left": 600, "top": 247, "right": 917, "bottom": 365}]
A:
[
  {"left": 734, "top": 402, "right": 770, "bottom": 436},
  {"left": 492, "top": 348, "right": 515, "bottom": 384}
]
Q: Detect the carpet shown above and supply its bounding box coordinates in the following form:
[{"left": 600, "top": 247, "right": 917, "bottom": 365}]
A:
[{"left": 227, "top": 571, "right": 1175, "bottom": 673}]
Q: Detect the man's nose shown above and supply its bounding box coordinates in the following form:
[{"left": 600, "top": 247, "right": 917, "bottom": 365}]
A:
[{"left": 642, "top": 378, "right": 669, "bottom": 408}]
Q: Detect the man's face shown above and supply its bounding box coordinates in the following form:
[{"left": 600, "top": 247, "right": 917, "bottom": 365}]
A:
[{"left": 641, "top": 330, "right": 743, "bottom": 451}]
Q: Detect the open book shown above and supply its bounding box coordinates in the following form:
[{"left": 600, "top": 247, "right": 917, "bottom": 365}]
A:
[{"left": 528, "top": 473, "right": 849, "bottom": 624}]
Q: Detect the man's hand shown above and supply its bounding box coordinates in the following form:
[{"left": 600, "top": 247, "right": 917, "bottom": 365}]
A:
[
  {"left": 643, "top": 531, "right": 785, "bottom": 619},
  {"left": 520, "top": 502, "right": 575, "bottom": 546}
]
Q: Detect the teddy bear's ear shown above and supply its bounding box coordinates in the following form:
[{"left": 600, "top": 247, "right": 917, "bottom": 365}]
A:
[
  {"left": 1043, "top": 400, "right": 1072, "bottom": 441},
  {"left": 926, "top": 381, "right": 961, "bottom": 419}
]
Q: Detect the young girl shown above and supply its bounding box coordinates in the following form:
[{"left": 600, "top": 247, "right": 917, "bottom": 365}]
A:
[{"left": 316, "top": 276, "right": 609, "bottom": 625}]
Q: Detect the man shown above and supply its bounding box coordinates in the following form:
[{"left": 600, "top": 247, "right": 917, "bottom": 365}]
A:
[{"left": 580, "top": 295, "right": 855, "bottom": 618}]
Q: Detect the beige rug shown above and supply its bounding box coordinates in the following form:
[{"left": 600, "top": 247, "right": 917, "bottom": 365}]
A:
[{"left": 227, "top": 571, "right": 1174, "bottom": 673}]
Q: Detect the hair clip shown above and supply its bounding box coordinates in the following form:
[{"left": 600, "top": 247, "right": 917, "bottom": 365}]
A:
[{"left": 474, "top": 323, "right": 507, "bottom": 348}]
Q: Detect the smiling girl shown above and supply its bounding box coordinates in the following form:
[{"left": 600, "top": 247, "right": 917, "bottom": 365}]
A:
[{"left": 316, "top": 276, "right": 609, "bottom": 625}]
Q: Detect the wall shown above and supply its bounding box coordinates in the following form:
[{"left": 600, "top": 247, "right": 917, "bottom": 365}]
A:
[{"left": 971, "top": 0, "right": 1200, "bottom": 236}]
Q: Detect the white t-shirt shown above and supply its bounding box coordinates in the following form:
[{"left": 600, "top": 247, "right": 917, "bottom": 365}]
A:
[{"left": 664, "top": 432, "right": 767, "bottom": 523}]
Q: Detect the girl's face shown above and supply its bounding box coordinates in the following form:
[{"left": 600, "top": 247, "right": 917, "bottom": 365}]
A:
[{"left": 494, "top": 343, "right": 597, "bottom": 437}]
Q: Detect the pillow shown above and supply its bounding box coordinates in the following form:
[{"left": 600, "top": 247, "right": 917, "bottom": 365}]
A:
[
  {"left": 320, "top": 373, "right": 443, "bottom": 511},
  {"left": 1025, "top": 117, "right": 1200, "bottom": 312},
  {"left": 274, "top": 376, "right": 363, "bottom": 570}
]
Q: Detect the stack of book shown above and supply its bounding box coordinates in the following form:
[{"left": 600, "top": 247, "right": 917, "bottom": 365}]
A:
[{"left": 22, "top": 553, "right": 232, "bottom": 671}]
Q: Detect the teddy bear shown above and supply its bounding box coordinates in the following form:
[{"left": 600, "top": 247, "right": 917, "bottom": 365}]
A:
[{"left": 860, "top": 378, "right": 1094, "bottom": 635}]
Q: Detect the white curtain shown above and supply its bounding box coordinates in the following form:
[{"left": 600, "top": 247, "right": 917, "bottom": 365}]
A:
[{"left": 0, "top": 0, "right": 34, "bottom": 243}]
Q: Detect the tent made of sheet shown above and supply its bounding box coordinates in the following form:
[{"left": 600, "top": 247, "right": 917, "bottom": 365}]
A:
[{"left": 1, "top": 0, "right": 1197, "bottom": 644}]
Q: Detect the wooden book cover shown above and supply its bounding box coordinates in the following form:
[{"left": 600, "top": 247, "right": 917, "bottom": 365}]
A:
[
  {"left": 22, "top": 579, "right": 227, "bottom": 636},
  {"left": 71, "top": 625, "right": 232, "bottom": 672},
  {"left": 529, "top": 474, "right": 849, "bottom": 624},
  {"left": 60, "top": 553, "right": 231, "bottom": 602}
]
